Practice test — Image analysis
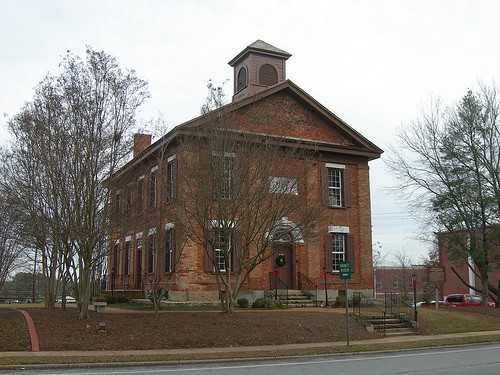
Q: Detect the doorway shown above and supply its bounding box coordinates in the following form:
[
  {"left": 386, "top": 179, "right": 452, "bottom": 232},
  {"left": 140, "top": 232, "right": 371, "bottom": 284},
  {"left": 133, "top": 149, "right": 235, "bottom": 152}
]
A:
[{"left": 272, "top": 244, "right": 294, "bottom": 289}]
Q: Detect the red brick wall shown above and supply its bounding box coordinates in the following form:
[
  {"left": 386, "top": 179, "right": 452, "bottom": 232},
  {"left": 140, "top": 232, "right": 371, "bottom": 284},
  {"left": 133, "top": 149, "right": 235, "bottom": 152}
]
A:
[{"left": 109, "top": 93, "right": 377, "bottom": 300}]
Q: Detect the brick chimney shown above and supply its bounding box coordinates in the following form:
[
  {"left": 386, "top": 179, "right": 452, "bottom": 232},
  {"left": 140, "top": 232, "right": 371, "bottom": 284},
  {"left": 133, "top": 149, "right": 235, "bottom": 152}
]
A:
[{"left": 133, "top": 133, "right": 152, "bottom": 158}]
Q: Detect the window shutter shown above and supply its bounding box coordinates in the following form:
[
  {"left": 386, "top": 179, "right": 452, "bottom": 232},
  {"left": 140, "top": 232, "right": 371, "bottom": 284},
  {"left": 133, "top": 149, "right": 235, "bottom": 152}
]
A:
[
  {"left": 204, "top": 242, "right": 214, "bottom": 272},
  {"left": 343, "top": 170, "right": 351, "bottom": 208},
  {"left": 231, "top": 236, "right": 241, "bottom": 273},
  {"left": 324, "top": 233, "right": 333, "bottom": 272},
  {"left": 346, "top": 235, "right": 355, "bottom": 273},
  {"left": 321, "top": 166, "right": 328, "bottom": 206}
]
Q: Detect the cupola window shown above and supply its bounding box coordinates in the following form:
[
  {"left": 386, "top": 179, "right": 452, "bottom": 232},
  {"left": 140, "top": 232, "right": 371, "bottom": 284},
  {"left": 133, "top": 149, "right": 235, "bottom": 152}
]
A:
[
  {"left": 237, "top": 67, "right": 247, "bottom": 92},
  {"left": 259, "top": 64, "right": 278, "bottom": 86}
]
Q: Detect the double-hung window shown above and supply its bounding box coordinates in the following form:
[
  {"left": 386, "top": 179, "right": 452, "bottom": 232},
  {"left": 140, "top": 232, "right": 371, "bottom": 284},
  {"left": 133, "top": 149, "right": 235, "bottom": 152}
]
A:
[
  {"left": 214, "top": 229, "right": 230, "bottom": 272},
  {"left": 324, "top": 226, "right": 354, "bottom": 274},
  {"left": 147, "top": 228, "right": 156, "bottom": 274},
  {"left": 322, "top": 163, "right": 351, "bottom": 208},
  {"left": 165, "top": 156, "right": 177, "bottom": 203},
  {"left": 331, "top": 233, "right": 346, "bottom": 272},
  {"left": 205, "top": 222, "right": 238, "bottom": 273},
  {"left": 212, "top": 152, "right": 235, "bottom": 200},
  {"left": 150, "top": 166, "right": 158, "bottom": 209},
  {"left": 164, "top": 223, "right": 175, "bottom": 273},
  {"left": 328, "top": 168, "right": 342, "bottom": 207}
]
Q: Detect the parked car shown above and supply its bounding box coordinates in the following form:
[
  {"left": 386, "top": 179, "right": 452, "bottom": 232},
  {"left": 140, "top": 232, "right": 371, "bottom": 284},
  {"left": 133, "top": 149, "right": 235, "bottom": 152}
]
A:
[
  {"left": 56, "top": 296, "right": 76, "bottom": 304},
  {"left": 444, "top": 294, "right": 482, "bottom": 306}
]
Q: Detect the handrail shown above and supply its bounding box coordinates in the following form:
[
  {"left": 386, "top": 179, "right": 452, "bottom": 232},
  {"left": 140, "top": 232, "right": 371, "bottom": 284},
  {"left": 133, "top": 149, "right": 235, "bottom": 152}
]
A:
[
  {"left": 297, "top": 272, "right": 318, "bottom": 307},
  {"left": 384, "top": 292, "right": 413, "bottom": 323},
  {"left": 268, "top": 272, "right": 289, "bottom": 306},
  {"left": 352, "top": 292, "right": 385, "bottom": 317},
  {"left": 353, "top": 292, "right": 387, "bottom": 336}
]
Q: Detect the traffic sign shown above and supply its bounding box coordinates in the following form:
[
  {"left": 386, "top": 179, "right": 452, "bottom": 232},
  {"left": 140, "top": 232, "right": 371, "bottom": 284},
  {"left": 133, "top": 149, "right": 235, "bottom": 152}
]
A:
[{"left": 339, "top": 261, "right": 351, "bottom": 280}]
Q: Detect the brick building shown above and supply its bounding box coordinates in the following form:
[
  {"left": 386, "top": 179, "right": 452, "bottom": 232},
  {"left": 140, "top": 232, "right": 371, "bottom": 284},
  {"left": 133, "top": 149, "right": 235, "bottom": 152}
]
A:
[
  {"left": 108, "top": 40, "right": 383, "bottom": 303},
  {"left": 436, "top": 228, "right": 500, "bottom": 301},
  {"left": 374, "top": 266, "right": 428, "bottom": 300}
]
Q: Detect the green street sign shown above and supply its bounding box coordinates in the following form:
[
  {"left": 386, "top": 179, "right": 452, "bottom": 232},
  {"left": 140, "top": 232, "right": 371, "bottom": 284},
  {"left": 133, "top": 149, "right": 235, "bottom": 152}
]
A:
[{"left": 339, "top": 261, "right": 351, "bottom": 280}]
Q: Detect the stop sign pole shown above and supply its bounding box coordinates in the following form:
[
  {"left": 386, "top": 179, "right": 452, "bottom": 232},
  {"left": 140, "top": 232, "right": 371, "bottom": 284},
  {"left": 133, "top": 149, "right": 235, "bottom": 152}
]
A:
[{"left": 339, "top": 261, "right": 351, "bottom": 346}]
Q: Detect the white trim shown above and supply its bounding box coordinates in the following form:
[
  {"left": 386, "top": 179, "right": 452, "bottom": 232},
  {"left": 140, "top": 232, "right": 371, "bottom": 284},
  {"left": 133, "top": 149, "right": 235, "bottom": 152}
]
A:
[
  {"left": 267, "top": 217, "right": 304, "bottom": 243},
  {"left": 326, "top": 163, "right": 345, "bottom": 169},
  {"left": 136, "top": 232, "right": 143, "bottom": 239},
  {"left": 328, "top": 225, "right": 350, "bottom": 234},
  {"left": 148, "top": 227, "right": 157, "bottom": 236},
  {"left": 125, "top": 235, "right": 132, "bottom": 242},
  {"left": 167, "top": 155, "right": 176, "bottom": 163},
  {"left": 165, "top": 222, "right": 175, "bottom": 231},
  {"left": 151, "top": 165, "right": 158, "bottom": 173}
]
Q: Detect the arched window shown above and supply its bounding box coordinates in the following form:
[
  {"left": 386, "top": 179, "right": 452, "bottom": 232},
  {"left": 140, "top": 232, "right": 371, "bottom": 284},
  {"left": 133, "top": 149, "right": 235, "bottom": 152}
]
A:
[
  {"left": 272, "top": 228, "right": 293, "bottom": 243},
  {"left": 237, "top": 67, "right": 247, "bottom": 92},
  {"left": 259, "top": 64, "right": 278, "bottom": 86}
]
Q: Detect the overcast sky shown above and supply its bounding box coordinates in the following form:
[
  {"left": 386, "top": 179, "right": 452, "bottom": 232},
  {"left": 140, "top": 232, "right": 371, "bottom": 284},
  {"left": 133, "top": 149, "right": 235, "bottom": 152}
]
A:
[{"left": 2, "top": 0, "right": 499, "bottom": 264}]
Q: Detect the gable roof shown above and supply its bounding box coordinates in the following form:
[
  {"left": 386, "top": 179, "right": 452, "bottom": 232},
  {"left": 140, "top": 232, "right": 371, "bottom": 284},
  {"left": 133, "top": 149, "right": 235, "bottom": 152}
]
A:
[{"left": 115, "top": 80, "right": 383, "bottom": 179}]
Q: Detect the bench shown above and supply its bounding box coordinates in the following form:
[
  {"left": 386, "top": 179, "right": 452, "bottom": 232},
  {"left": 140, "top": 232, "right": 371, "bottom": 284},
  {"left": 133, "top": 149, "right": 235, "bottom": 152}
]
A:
[{"left": 93, "top": 301, "right": 107, "bottom": 313}]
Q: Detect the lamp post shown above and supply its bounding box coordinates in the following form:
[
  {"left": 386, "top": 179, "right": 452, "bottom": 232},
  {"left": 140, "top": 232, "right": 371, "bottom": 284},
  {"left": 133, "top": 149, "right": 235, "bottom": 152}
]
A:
[
  {"left": 412, "top": 273, "right": 418, "bottom": 322},
  {"left": 323, "top": 267, "right": 329, "bottom": 307}
]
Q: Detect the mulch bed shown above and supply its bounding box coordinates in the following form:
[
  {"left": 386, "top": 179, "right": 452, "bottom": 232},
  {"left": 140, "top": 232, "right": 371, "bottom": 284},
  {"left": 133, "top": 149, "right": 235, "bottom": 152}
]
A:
[{"left": 23, "top": 308, "right": 382, "bottom": 351}]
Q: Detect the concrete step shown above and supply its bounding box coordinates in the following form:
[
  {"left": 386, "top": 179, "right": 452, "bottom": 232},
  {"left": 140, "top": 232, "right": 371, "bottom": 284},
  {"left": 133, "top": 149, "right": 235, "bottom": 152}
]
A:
[
  {"left": 373, "top": 323, "right": 409, "bottom": 330},
  {"left": 274, "top": 289, "right": 318, "bottom": 307}
]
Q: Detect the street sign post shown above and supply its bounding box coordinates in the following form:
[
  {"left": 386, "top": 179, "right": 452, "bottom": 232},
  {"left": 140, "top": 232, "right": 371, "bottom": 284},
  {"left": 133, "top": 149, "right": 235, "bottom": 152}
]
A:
[{"left": 339, "top": 261, "right": 351, "bottom": 345}]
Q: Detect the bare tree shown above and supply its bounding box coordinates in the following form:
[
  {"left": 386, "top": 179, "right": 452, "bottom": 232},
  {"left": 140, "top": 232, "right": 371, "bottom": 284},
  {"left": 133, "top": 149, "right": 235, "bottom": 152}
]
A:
[
  {"left": 372, "top": 241, "right": 387, "bottom": 297},
  {"left": 6, "top": 48, "right": 149, "bottom": 318},
  {"left": 392, "top": 248, "right": 415, "bottom": 298},
  {"left": 386, "top": 84, "right": 500, "bottom": 306},
  {"left": 0, "top": 152, "right": 26, "bottom": 289},
  {"left": 174, "top": 83, "right": 322, "bottom": 313}
]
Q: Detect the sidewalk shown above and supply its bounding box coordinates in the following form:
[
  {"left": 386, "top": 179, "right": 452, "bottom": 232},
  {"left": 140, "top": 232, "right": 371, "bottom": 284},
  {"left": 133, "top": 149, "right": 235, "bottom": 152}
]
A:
[
  {"left": 2, "top": 330, "right": 500, "bottom": 362},
  {"left": 2, "top": 307, "right": 498, "bottom": 367}
]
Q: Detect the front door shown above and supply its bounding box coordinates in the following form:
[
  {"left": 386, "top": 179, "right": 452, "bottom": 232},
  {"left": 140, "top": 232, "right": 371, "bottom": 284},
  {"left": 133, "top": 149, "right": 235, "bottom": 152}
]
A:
[{"left": 272, "top": 244, "right": 294, "bottom": 289}]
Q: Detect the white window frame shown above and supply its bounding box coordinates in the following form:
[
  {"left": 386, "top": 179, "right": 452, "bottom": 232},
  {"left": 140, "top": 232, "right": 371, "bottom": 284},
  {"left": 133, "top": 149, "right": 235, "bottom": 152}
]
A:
[
  {"left": 165, "top": 227, "right": 174, "bottom": 274},
  {"left": 326, "top": 166, "right": 343, "bottom": 208},
  {"left": 166, "top": 155, "right": 176, "bottom": 203},
  {"left": 330, "top": 233, "right": 346, "bottom": 272}
]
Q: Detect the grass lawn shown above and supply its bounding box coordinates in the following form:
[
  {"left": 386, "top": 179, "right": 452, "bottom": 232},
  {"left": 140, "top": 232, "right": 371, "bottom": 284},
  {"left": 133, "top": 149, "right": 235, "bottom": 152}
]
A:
[{"left": 417, "top": 306, "right": 500, "bottom": 334}]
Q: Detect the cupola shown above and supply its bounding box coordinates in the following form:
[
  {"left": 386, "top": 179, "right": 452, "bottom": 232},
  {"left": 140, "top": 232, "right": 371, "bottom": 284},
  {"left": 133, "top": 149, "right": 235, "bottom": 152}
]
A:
[{"left": 228, "top": 40, "right": 291, "bottom": 101}]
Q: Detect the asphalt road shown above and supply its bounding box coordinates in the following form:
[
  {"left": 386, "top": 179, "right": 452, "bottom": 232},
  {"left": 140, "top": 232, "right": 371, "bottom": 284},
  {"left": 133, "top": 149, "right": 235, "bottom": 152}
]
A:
[{"left": 7, "top": 343, "right": 500, "bottom": 375}]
